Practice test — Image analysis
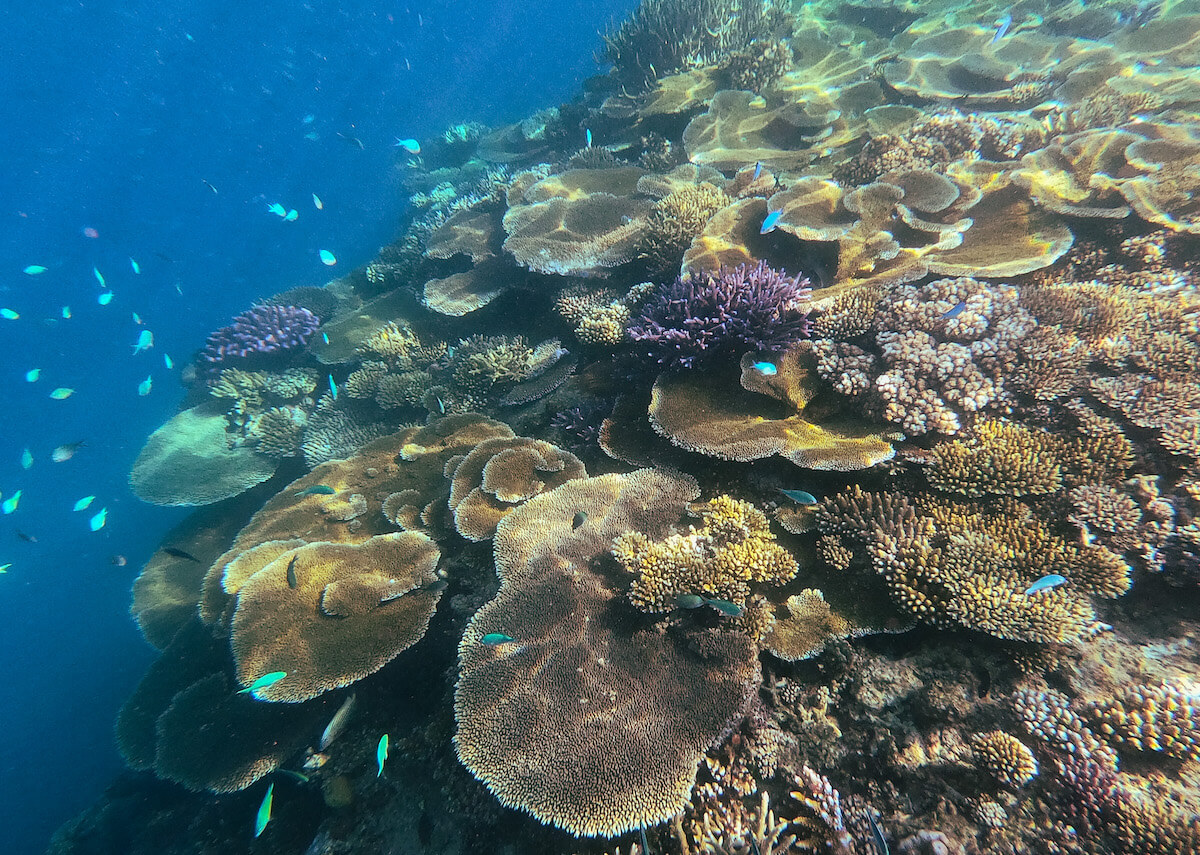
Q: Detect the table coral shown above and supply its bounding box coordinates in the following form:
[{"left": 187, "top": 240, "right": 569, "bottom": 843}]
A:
[
  {"left": 647, "top": 357, "right": 896, "bottom": 471},
  {"left": 613, "top": 495, "right": 797, "bottom": 614},
  {"left": 130, "top": 404, "right": 279, "bottom": 506},
  {"left": 230, "top": 532, "right": 443, "bottom": 703},
  {"left": 455, "top": 470, "right": 761, "bottom": 838},
  {"left": 446, "top": 435, "right": 586, "bottom": 541}
]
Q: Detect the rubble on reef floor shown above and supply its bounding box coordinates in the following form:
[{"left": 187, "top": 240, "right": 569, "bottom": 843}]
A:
[{"left": 51, "top": 1, "right": 1200, "bottom": 853}]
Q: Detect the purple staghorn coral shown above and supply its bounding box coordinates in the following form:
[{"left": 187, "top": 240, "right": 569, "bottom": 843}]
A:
[
  {"left": 199, "top": 305, "right": 321, "bottom": 369},
  {"left": 626, "top": 261, "right": 812, "bottom": 370}
]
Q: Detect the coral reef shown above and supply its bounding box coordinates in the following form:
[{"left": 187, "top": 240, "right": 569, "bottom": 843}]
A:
[{"left": 100, "top": 3, "right": 1200, "bottom": 853}]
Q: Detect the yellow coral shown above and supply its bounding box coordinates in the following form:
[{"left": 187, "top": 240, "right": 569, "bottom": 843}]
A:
[
  {"left": 613, "top": 496, "right": 797, "bottom": 614},
  {"left": 925, "top": 420, "right": 1065, "bottom": 497},
  {"left": 970, "top": 731, "right": 1038, "bottom": 788}
]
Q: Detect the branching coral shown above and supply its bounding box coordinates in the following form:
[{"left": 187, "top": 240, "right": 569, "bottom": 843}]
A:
[
  {"left": 817, "top": 488, "right": 1130, "bottom": 642},
  {"left": 970, "top": 731, "right": 1038, "bottom": 788},
  {"left": 628, "top": 261, "right": 811, "bottom": 370},
  {"left": 600, "top": 0, "right": 791, "bottom": 90},
  {"left": 613, "top": 495, "right": 797, "bottom": 614},
  {"left": 199, "top": 305, "right": 320, "bottom": 370},
  {"left": 1081, "top": 684, "right": 1200, "bottom": 761},
  {"left": 812, "top": 276, "right": 1035, "bottom": 436},
  {"left": 638, "top": 184, "right": 732, "bottom": 275}
]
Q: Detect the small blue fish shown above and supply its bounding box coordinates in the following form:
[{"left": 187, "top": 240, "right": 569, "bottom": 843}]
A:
[
  {"left": 295, "top": 484, "right": 336, "bottom": 496},
  {"left": 0, "top": 563, "right": 10, "bottom": 574},
  {"left": 279, "top": 769, "right": 310, "bottom": 783},
  {"left": 24, "top": 369, "right": 40, "bottom": 383},
  {"left": 89, "top": 507, "right": 107, "bottom": 531},
  {"left": 284, "top": 209, "right": 298, "bottom": 222},
  {"left": 752, "top": 361, "right": 777, "bottom": 376},
  {"left": 585, "top": 128, "right": 593, "bottom": 148},
  {"left": 267, "top": 202, "right": 287, "bottom": 217},
  {"left": 132, "top": 330, "right": 154, "bottom": 354},
  {"left": 238, "top": 671, "right": 288, "bottom": 695},
  {"left": 1024, "top": 574, "right": 1067, "bottom": 596},
  {"left": 376, "top": 733, "right": 389, "bottom": 777},
  {"left": 93, "top": 267, "right": 105, "bottom": 287},
  {"left": 394, "top": 138, "right": 421, "bottom": 154},
  {"left": 328, "top": 374, "right": 338, "bottom": 401},
  {"left": 23, "top": 265, "right": 47, "bottom": 275},
  {"left": 753, "top": 161, "right": 763, "bottom": 181},
  {"left": 20, "top": 449, "right": 32, "bottom": 470},
  {"left": 319, "top": 249, "right": 337, "bottom": 266},
  {"left": 322, "top": 332, "right": 330, "bottom": 344},
  {"left": 163, "top": 353, "right": 174, "bottom": 369},
  {"left": 312, "top": 194, "right": 323, "bottom": 210},
  {"left": 0, "top": 309, "right": 19, "bottom": 320},
  {"left": 943, "top": 301, "right": 967, "bottom": 319},
  {"left": 98, "top": 291, "right": 114, "bottom": 305},
  {"left": 61, "top": 306, "right": 71, "bottom": 320},
  {"left": 254, "top": 782, "right": 274, "bottom": 838},
  {"left": 760, "top": 210, "right": 783, "bottom": 234},
  {"left": 73, "top": 496, "right": 95, "bottom": 511},
  {"left": 2, "top": 491, "right": 21, "bottom": 514},
  {"left": 780, "top": 488, "right": 818, "bottom": 504},
  {"left": 130, "top": 258, "right": 141, "bottom": 274},
  {"left": 138, "top": 375, "right": 153, "bottom": 396},
  {"left": 480, "top": 633, "right": 514, "bottom": 645},
  {"left": 991, "top": 13, "right": 1012, "bottom": 44}
]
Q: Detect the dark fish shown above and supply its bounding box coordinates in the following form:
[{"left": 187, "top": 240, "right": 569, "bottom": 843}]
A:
[
  {"left": 16, "top": 530, "right": 37, "bottom": 543},
  {"left": 572, "top": 511, "right": 587, "bottom": 529},
  {"left": 162, "top": 546, "right": 201, "bottom": 562},
  {"left": 640, "top": 827, "right": 652, "bottom": 855},
  {"left": 780, "top": 488, "right": 818, "bottom": 504},
  {"left": 286, "top": 554, "right": 299, "bottom": 589},
  {"left": 676, "top": 593, "right": 705, "bottom": 609},
  {"left": 866, "top": 810, "right": 889, "bottom": 855},
  {"left": 943, "top": 301, "right": 967, "bottom": 319},
  {"left": 336, "top": 131, "right": 364, "bottom": 149},
  {"left": 480, "top": 633, "right": 514, "bottom": 645},
  {"left": 704, "top": 598, "right": 743, "bottom": 617},
  {"left": 110, "top": 554, "right": 128, "bottom": 567},
  {"left": 976, "top": 665, "right": 992, "bottom": 699},
  {"left": 295, "top": 485, "right": 336, "bottom": 496},
  {"left": 201, "top": 178, "right": 219, "bottom": 194}
]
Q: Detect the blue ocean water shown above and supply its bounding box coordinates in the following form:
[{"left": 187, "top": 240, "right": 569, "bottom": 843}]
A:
[{"left": 0, "top": 3, "right": 633, "bottom": 852}]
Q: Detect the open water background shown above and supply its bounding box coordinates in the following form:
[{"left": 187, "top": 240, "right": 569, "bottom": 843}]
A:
[{"left": 0, "top": 2, "right": 634, "bottom": 851}]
